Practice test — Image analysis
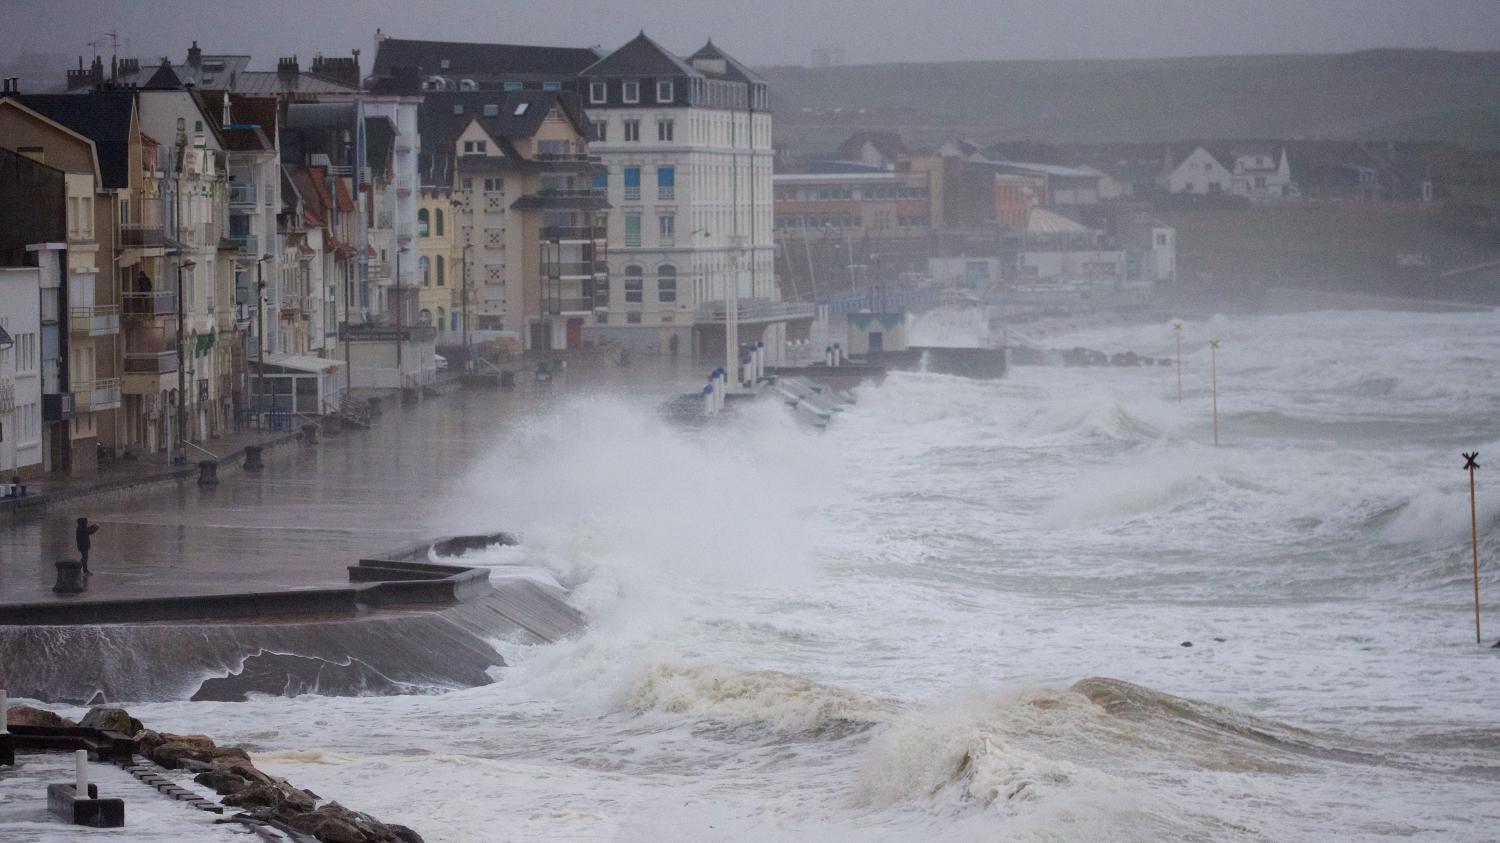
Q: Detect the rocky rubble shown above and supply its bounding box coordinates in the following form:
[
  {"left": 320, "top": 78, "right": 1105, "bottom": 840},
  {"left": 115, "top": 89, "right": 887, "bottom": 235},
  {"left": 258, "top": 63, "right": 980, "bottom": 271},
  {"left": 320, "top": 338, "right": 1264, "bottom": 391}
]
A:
[{"left": 7, "top": 703, "right": 423, "bottom": 843}]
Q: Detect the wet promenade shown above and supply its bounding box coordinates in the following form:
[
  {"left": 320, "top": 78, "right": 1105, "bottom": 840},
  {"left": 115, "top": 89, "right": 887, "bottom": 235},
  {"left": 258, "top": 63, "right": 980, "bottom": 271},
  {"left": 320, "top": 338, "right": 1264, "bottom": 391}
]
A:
[{"left": 0, "top": 359, "right": 696, "bottom": 609}]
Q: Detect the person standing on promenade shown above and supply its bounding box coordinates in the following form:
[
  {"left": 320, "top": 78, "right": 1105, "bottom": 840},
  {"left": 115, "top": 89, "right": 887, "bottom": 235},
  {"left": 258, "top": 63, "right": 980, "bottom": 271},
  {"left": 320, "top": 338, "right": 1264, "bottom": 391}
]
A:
[{"left": 75, "top": 517, "right": 99, "bottom": 573}]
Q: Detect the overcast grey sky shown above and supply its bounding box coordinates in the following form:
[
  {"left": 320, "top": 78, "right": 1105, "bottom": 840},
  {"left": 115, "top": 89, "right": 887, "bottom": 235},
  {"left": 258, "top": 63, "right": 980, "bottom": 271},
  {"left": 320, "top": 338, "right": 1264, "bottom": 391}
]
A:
[{"left": 3, "top": 0, "right": 1498, "bottom": 69}]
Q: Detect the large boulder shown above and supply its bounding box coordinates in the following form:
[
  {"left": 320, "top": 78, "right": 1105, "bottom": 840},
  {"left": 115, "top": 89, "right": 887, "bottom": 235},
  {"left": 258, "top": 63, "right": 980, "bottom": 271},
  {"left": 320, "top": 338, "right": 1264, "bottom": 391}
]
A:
[
  {"left": 79, "top": 706, "right": 144, "bottom": 735},
  {"left": 5, "top": 705, "right": 75, "bottom": 728},
  {"left": 149, "top": 740, "right": 216, "bottom": 769},
  {"left": 387, "top": 825, "right": 425, "bottom": 843},
  {"left": 224, "top": 782, "right": 315, "bottom": 814},
  {"left": 160, "top": 733, "right": 216, "bottom": 751},
  {"left": 209, "top": 758, "right": 274, "bottom": 785},
  {"left": 133, "top": 729, "right": 167, "bottom": 754},
  {"left": 194, "top": 768, "right": 253, "bottom": 796},
  {"left": 288, "top": 811, "right": 369, "bottom": 843},
  {"left": 211, "top": 745, "right": 252, "bottom": 764}
]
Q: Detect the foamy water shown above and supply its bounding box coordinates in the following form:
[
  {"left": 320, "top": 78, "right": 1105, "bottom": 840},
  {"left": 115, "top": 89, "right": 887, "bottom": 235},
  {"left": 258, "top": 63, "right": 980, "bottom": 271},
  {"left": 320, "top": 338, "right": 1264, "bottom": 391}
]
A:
[{"left": 120, "top": 308, "right": 1500, "bottom": 841}]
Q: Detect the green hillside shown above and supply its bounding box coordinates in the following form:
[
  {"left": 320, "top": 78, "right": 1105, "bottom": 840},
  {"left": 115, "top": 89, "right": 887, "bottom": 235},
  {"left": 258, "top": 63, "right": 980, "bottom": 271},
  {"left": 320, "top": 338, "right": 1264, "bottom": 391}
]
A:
[{"left": 761, "top": 49, "right": 1500, "bottom": 152}]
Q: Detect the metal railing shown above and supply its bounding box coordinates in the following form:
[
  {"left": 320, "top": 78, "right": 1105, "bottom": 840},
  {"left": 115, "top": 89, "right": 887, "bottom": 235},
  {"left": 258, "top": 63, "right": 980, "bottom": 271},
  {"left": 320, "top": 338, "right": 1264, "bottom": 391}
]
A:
[
  {"left": 69, "top": 305, "right": 121, "bottom": 335},
  {"left": 120, "top": 222, "right": 166, "bottom": 247},
  {"left": 229, "top": 233, "right": 258, "bottom": 255},
  {"left": 658, "top": 186, "right": 675, "bottom": 200},
  {"left": 540, "top": 225, "right": 606, "bottom": 241},
  {"left": 71, "top": 378, "right": 122, "bottom": 411},
  {"left": 339, "top": 324, "right": 437, "bottom": 343},
  {"left": 533, "top": 153, "right": 602, "bottom": 164},
  {"left": 545, "top": 262, "right": 599, "bottom": 278},
  {"left": 543, "top": 297, "right": 597, "bottom": 315},
  {"left": 229, "top": 183, "right": 257, "bottom": 206},
  {"left": 694, "top": 301, "right": 817, "bottom": 323},
  {"left": 623, "top": 186, "right": 641, "bottom": 201},
  {"left": 122, "top": 291, "right": 177, "bottom": 317},
  {"left": 396, "top": 176, "right": 413, "bottom": 193},
  {"left": 123, "top": 350, "right": 179, "bottom": 374}
]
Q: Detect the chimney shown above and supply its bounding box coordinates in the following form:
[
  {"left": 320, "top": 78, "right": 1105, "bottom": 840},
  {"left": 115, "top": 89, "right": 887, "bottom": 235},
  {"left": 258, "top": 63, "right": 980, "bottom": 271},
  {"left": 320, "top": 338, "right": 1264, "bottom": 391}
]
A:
[
  {"left": 187, "top": 40, "right": 202, "bottom": 68},
  {"left": 278, "top": 55, "right": 299, "bottom": 79},
  {"left": 118, "top": 58, "right": 139, "bottom": 76}
]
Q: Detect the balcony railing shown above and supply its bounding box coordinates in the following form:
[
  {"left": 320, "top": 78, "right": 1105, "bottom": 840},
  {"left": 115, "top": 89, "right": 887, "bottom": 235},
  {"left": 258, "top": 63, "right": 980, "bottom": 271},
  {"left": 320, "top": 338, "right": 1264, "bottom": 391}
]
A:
[
  {"left": 658, "top": 186, "right": 675, "bottom": 200},
  {"left": 69, "top": 305, "right": 121, "bottom": 336},
  {"left": 396, "top": 176, "right": 413, "bottom": 194},
  {"left": 543, "top": 297, "right": 597, "bottom": 315},
  {"left": 229, "top": 183, "right": 257, "bottom": 206},
  {"left": 120, "top": 222, "right": 166, "bottom": 248},
  {"left": 533, "top": 153, "right": 602, "bottom": 164},
  {"left": 124, "top": 351, "right": 179, "bottom": 374},
  {"left": 545, "top": 262, "right": 599, "bottom": 278},
  {"left": 339, "top": 324, "right": 437, "bottom": 343},
  {"left": 72, "top": 378, "right": 122, "bottom": 412},
  {"left": 122, "top": 291, "right": 177, "bottom": 318},
  {"left": 230, "top": 233, "right": 258, "bottom": 255},
  {"left": 540, "top": 225, "right": 606, "bottom": 241},
  {"left": 623, "top": 186, "right": 641, "bottom": 201},
  {"left": 694, "top": 301, "right": 818, "bottom": 323}
]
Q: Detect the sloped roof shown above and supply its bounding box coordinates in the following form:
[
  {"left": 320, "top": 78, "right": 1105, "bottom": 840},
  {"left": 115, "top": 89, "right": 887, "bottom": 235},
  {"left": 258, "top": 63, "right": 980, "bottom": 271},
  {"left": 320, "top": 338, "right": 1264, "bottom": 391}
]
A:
[
  {"left": 688, "top": 39, "right": 763, "bottom": 83},
  {"left": 1027, "top": 208, "right": 1093, "bottom": 234},
  {"left": 143, "top": 59, "right": 183, "bottom": 90},
  {"left": 373, "top": 37, "right": 601, "bottom": 79},
  {"left": 418, "top": 90, "right": 584, "bottom": 188},
  {"left": 216, "top": 93, "right": 277, "bottom": 152},
  {"left": 582, "top": 32, "right": 698, "bottom": 78},
  {"left": 13, "top": 91, "right": 134, "bottom": 188},
  {"left": 838, "top": 131, "right": 908, "bottom": 163}
]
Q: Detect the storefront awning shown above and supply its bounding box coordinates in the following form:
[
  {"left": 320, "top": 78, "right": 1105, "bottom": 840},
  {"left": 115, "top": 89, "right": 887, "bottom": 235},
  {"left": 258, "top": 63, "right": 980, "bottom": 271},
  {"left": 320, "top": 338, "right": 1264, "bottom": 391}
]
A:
[{"left": 256, "top": 354, "right": 344, "bottom": 375}]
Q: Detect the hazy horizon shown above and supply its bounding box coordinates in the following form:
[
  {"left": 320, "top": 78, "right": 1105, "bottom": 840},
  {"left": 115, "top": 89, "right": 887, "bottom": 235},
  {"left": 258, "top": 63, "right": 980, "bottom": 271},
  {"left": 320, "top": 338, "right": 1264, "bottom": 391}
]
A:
[{"left": 2, "top": 0, "right": 1498, "bottom": 71}]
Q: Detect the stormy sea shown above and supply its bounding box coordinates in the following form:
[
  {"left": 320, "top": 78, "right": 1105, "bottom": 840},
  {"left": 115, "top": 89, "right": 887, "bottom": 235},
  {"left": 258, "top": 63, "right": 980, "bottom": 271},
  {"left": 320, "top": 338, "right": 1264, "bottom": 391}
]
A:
[{"left": 46, "top": 308, "right": 1500, "bottom": 841}]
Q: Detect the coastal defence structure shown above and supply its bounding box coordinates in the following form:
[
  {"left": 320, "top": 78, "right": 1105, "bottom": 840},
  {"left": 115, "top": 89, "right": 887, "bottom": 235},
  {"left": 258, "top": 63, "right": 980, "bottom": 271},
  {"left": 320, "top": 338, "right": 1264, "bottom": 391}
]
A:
[{"left": 0, "top": 536, "right": 584, "bottom": 703}]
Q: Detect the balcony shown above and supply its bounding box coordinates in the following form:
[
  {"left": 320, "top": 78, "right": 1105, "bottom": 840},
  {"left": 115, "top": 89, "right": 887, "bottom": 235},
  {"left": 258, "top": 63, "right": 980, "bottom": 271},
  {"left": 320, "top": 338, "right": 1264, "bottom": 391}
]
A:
[
  {"left": 123, "top": 347, "right": 179, "bottom": 375},
  {"left": 122, "top": 291, "right": 177, "bottom": 318},
  {"left": 396, "top": 176, "right": 413, "bottom": 195},
  {"left": 658, "top": 186, "right": 675, "bottom": 201},
  {"left": 120, "top": 222, "right": 166, "bottom": 248},
  {"left": 69, "top": 305, "right": 121, "bottom": 336},
  {"left": 229, "top": 183, "right": 257, "bottom": 206},
  {"left": 540, "top": 225, "right": 606, "bottom": 242},
  {"left": 229, "top": 232, "right": 259, "bottom": 256},
  {"left": 546, "top": 262, "right": 599, "bottom": 278},
  {"left": 72, "top": 378, "right": 122, "bottom": 412},
  {"left": 624, "top": 186, "right": 641, "bottom": 201}
]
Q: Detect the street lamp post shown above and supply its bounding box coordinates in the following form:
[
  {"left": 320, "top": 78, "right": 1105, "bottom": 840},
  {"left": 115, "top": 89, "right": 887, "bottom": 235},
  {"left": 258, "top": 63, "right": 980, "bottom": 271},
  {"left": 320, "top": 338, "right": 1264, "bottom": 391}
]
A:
[
  {"left": 461, "top": 242, "right": 472, "bottom": 373},
  {"left": 395, "top": 247, "right": 408, "bottom": 388},
  {"left": 255, "top": 255, "right": 271, "bottom": 428},
  {"left": 176, "top": 259, "right": 195, "bottom": 460}
]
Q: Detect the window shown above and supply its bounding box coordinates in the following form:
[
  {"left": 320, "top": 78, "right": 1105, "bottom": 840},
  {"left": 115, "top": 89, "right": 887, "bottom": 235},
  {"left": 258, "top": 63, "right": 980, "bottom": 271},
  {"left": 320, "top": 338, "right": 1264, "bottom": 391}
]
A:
[
  {"left": 461, "top": 177, "right": 473, "bottom": 191},
  {"left": 484, "top": 177, "right": 504, "bottom": 193},
  {"left": 624, "top": 167, "right": 641, "bottom": 200},
  {"left": 623, "top": 80, "right": 640, "bottom": 103},
  {"left": 657, "top": 264, "right": 677, "bottom": 303},
  {"left": 538, "top": 140, "right": 570, "bottom": 157},
  {"left": 513, "top": 103, "right": 529, "bottom": 116},
  {"left": 483, "top": 104, "right": 499, "bottom": 117},
  {"left": 657, "top": 166, "right": 674, "bottom": 199},
  {"left": 590, "top": 82, "right": 607, "bottom": 103},
  {"left": 453, "top": 104, "right": 464, "bottom": 115},
  {"left": 624, "top": 265, "right": 643, "bottom": 302},
  {"left": 437, "top": 306, "right": 446, "bottom": 331},
  {"left": 420, "top": 255, "right": 431, "bottom": 286},
  {"left": 463, "top": 140, "right": 487, "bottom": 154},
  {"left": 657, "top": 119, "right": 674, "bottom": 142},
  {"left": 435, "top": 209, "right": 445, "bottom": 236},
  {"left": 623, "top": 119, "right": 640, "bottom": 142},
  {"left": 658, "top": 214, "right": 675, "bottom": 242},
  {"left": 503, "top": 82, "right": 523, "bottom": 91},
  {"left": 592, "top": 172, "right": 608, "bottom": 192},
  {"left": 624, "top": 214, "right": 641, "bottom": 247},
  {"left": 436, "top": 255, "right": 446, "bottom": 286},
  {"left": 626, "top": 311, "right": 642, "bottom": 324},
  {"left": 1156, "top": 233, "right": 1168, "bottom": 246},
  {"left": 542, "top": 81, "right": 561, "bottom": 91},
  {"left": 592, "top": 120, "right": 607, "bottom": 142},
  {"left": 418, "top": 208, "right": 430, "bottom": 237},
  {"left": 657, "top": 80, "right": 673, "bottom": 102}
]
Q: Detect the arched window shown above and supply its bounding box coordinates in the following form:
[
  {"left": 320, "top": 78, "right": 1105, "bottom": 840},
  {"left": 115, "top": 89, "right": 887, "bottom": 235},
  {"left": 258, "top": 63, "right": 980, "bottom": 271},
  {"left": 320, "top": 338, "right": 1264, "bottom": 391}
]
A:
[
  {"left": 657, "top": 264, "right": 677, "bottom": 303},
  {"left": 436, "top": 255, "right": 445, "bottom": 287},
  {"left": 624, "top": 265, "right": 643, "bottom": 303},
  {"left": 434, "top": 209, "right": 445, "bottom": 237},
  {"left": 417, "top": 208, "right": 430, "bottom": 237},
  {"left": 437, "top": 306, "right": 446, "bottom": 332},
  {"left": 419, "top": 255, "right": 431, "bottom": 287},
  {"left": 419, "top": 308, "right": 432, "bottom": 326}
]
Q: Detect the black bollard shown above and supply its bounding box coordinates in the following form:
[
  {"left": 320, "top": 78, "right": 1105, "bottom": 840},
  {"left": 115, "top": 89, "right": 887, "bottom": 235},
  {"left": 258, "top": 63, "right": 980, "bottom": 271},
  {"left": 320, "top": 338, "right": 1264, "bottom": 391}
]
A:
[
  {"left": 197, "top": 460, "right": 218, "bottom": 485},
  {"left": 300, "top": 423, "right": 319, "bottom": 444},
  {"left": 53, "top": 560, "right": 85, "bottom": 594},
  {"left": 242, "top": 446, "right": 264, "bottom": 471},
  {"left": 366, "top": 397, "right": 382, "bottom": 416}
]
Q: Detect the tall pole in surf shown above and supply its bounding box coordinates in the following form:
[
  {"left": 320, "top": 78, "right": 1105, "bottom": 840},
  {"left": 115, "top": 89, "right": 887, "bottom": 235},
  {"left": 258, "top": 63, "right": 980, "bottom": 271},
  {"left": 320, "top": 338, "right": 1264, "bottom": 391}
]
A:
[
  {"left": 1464, "top": 451, "right": 1481, "bottom": 643},
  {"left": 1173, "top": 322, "right": 1183, "bottom": 403},
  {"left": 1210, "top": 339, "right": 1220, "bottom": 447}
]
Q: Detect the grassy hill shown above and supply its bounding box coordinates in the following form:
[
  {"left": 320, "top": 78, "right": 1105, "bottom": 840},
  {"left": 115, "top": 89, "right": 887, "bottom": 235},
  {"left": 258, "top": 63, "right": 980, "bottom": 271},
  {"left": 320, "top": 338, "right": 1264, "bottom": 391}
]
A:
[{"left": 762, "top": 49, "right": 1500, "bottom": 153}]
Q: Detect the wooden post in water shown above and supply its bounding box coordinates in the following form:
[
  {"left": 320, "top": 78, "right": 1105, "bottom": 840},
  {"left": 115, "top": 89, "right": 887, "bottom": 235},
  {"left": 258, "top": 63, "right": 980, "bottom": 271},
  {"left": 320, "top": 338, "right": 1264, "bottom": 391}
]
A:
[
  {"left": 1210, "top": 340, "right": 1220, "bottom": 446},
  {"left": 1464, "top": 451, "right": 1482, "bottom": 643},
  {"left": 1173, "top": 322, "right": 1183, "bottom": 403}
]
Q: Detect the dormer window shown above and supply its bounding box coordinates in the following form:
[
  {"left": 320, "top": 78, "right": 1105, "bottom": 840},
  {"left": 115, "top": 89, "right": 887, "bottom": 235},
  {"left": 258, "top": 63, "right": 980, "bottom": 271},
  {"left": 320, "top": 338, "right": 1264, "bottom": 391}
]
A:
[
  {"left": 513, "top": 103, "right": 529, "bottom": 116},
  {"left": 622, "top": 80, "right": 640, "bottom": 104},
  {"left": 440, "top": 59, "right": 451, "bottom": 69},
  {"left": 589, "top": 81, "right": 607, "bottom": 104},
  {"left": 656, "top": 80, "right": 673, "bottom": 102},
  {"left": 483, "top": 104, "right": 498, "bottom": 117},
  {"left": 453, "top": 104, "right": 464, "bottom": 115}
]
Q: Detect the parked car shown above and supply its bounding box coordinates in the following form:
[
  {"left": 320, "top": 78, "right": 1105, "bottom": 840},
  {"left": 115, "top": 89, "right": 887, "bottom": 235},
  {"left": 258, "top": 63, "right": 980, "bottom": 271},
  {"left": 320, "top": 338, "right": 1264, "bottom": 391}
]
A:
[{"left": 434, "top": 353, "right": 449, "bottom": 371}]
